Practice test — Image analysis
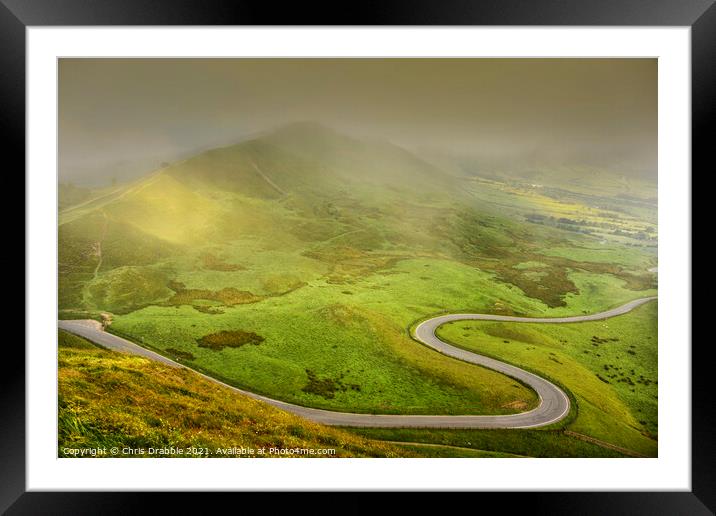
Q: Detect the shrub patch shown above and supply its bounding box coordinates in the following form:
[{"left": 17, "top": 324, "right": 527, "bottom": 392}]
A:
[
  {"left": 197, "top": 330, "right": 265, "bottom": 350},
  {"left": 302, "top": 369, "right": 361, "bottom": 399}
]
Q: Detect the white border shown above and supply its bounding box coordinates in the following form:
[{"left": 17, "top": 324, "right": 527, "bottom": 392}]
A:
[{"left": 27, "top": 27, "right": 691, "bottom": 491}]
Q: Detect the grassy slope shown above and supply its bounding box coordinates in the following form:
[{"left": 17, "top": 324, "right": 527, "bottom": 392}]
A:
[
  {"left": 59, "top": 123, "right": 658, "bottom": 423},
  {"left": 108, "top": 255, "right": 654, "bottom": 415},
  {"left": 61, "top": 330, "right": 470, "bottom": 458},
  {"left": 435, "top": 301, "right": 658, "bottom": 456},
  {"left": 108, "top": 262, "right": 543, "bottom": 415},
  {"left": 350, "top": 427, "right": 629, "bottom": 458}
]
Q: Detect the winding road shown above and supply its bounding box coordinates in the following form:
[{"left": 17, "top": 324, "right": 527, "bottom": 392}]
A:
[{"left": 58, "top": 296, "right": 656, "bottom": 429}]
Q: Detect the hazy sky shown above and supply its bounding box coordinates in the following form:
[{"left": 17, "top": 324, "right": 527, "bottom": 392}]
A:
[{"left": 59, "top": 58, "right": 657, "bottom": 186}]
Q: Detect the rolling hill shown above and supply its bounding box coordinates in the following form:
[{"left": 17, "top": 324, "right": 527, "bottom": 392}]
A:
[
  {"left": 59, "top": 330, "right": 454, "bottom": 458},
  {"left": 58, "top": 122, "right": 657, "bottom": 451},
  {"left": 58, "top": 122, "right": 474, "bottom": 312}
]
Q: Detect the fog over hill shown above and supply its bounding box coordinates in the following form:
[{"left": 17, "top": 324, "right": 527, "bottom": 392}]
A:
[{"left": 59, "top": 58, "right": 656, "bottom": 187}]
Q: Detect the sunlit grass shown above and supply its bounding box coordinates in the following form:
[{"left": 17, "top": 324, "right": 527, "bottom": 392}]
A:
[
  {"left": 58, "top": 125, "right": 658, "bottom": 457},
  {"left": 436, "top": 301, "right": 657, "bottom": 456},
  {"left": 58, "top": 330, "right": 421, "bottom": 458}
]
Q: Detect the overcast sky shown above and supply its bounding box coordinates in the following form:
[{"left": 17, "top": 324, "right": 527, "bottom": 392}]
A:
[{"left": 59, "top": 58, "right": 657, "bottom": 186}]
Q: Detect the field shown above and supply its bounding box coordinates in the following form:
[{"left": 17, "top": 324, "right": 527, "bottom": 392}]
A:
[
  {"left": 351, "top": 427, "right": 631, "bottom": 458},
  {"left": 58, "top": 123, "right": 658, "bottom": 457},
  {"left": 433, "top": 301, "right": 658, "bottom": 456},
  {"left": 105, "top": 254, "right": 655, "bottom": 417},
  {"left": 59, "top": 330, "right": 519, "bottom": 458}
]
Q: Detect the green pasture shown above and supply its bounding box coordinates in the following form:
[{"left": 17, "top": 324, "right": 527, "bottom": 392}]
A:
[{"left": 436, "top": 301, "right": 658, "bottom": 456}]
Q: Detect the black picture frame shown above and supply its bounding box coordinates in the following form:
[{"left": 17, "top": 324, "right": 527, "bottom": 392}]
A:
[{"left": 7, "top": 0, "right": 710, "bottom": 513}]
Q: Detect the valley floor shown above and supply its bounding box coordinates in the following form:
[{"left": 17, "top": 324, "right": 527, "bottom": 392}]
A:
[{"left": 59, "top": 296, "right": 657, "bottom": 457}]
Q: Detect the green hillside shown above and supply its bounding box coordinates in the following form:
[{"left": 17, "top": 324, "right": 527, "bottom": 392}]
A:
[
  {"left": 58, "top": 330, "right": 436, "bottom": 458},
  {"left": 262, "top": 122, "right": 462, "bottom": 194},
  {"left": 436, "top": 301, "right": 658, "bottom": 456},
  {"left": 58, "top": 123, "right": 657, "bottom": 427}
]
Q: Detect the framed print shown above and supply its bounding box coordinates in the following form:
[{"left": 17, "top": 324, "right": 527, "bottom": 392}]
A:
[{"left": 7, "top": 0, "right": 712, "bottom": 513}]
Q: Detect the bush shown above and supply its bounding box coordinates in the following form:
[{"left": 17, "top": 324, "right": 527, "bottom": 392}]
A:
[{"left": 197, "top": 330, "right": 264, "bottom": 350}]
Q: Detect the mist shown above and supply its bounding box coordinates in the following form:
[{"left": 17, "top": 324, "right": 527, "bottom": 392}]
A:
[{"left": 59, "top": 58, "right": 657, "bottom": 187}]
